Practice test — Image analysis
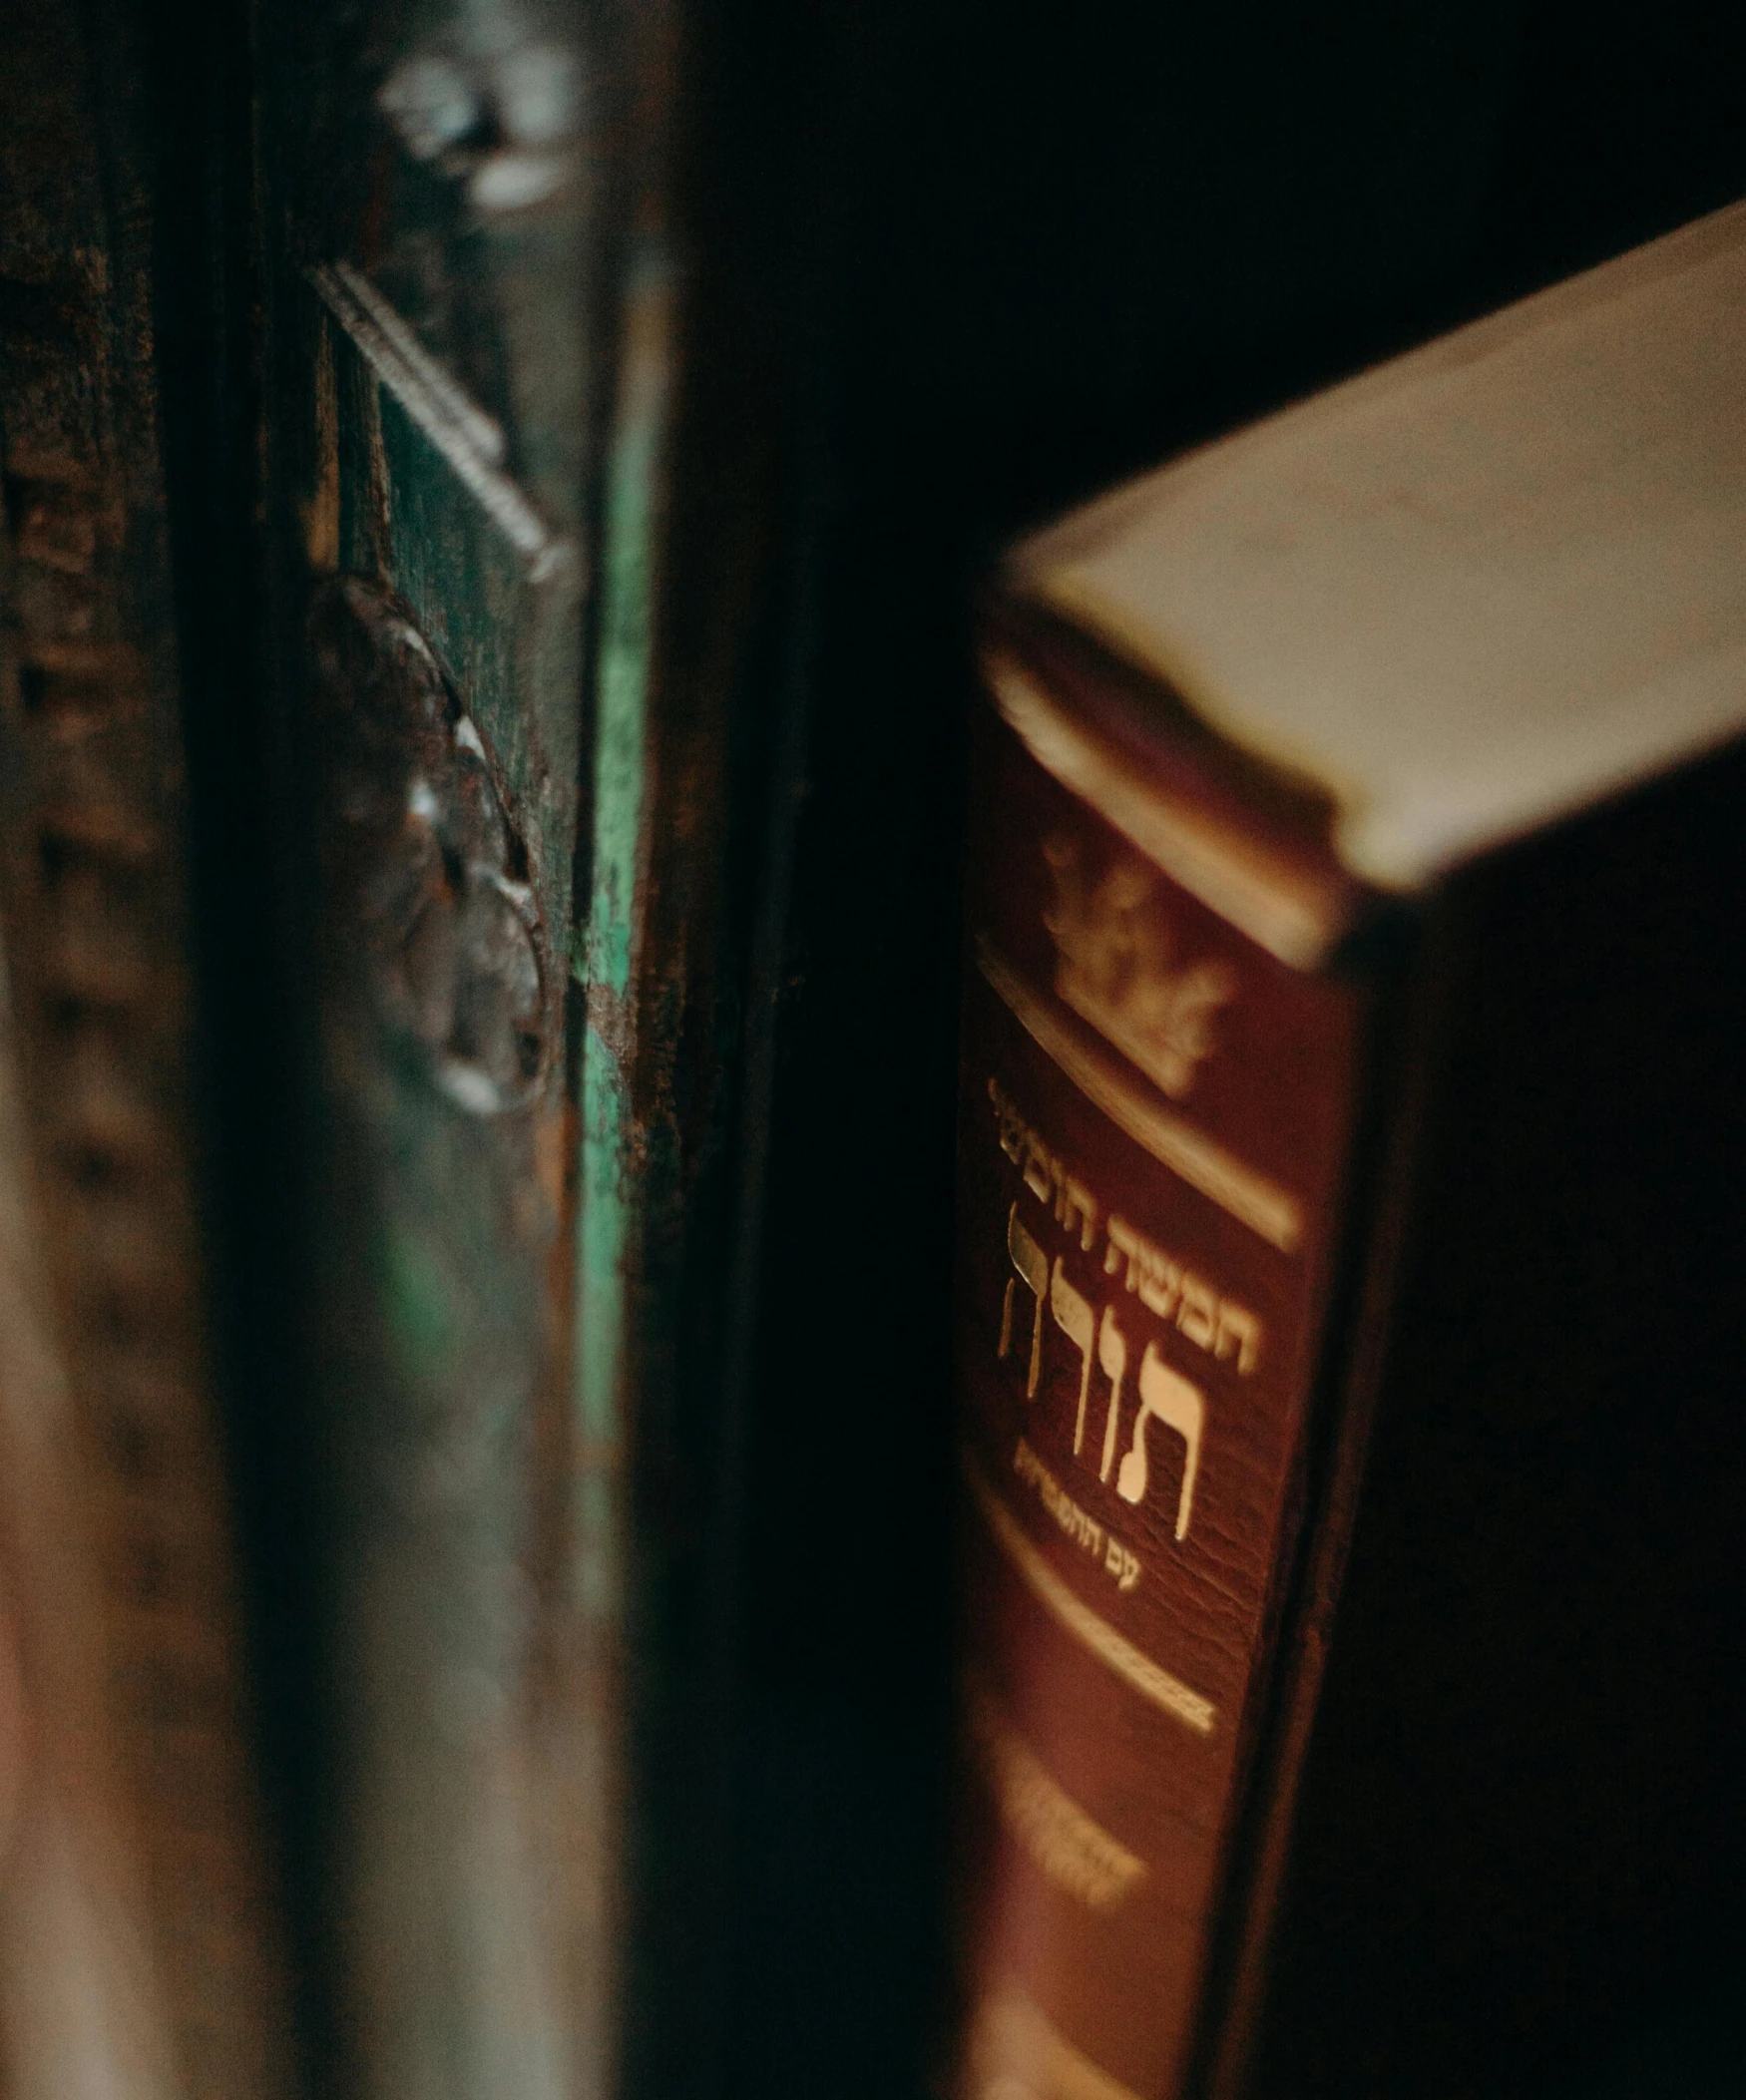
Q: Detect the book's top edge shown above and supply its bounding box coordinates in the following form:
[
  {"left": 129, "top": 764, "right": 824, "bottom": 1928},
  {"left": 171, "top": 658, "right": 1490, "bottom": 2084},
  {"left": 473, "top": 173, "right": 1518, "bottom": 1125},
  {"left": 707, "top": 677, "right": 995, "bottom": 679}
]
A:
[
  {"left": 980, "top": 598, "right": 1369, "bottom": 973},
  {"left": 1012, "top": 199, "right": 1746, "bottom": 892}
]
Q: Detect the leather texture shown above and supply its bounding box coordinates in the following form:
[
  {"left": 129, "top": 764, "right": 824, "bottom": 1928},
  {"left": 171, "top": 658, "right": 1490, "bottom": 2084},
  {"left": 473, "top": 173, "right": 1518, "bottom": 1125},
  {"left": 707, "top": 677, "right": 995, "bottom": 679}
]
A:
[{"left": 950, "top": 674, "right": 1364, "bottom": 2100}]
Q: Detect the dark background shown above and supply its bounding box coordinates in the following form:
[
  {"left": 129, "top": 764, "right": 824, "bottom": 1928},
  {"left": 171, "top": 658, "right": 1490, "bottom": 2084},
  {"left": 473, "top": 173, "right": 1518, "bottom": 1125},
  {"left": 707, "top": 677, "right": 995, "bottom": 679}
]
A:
[{"left": 707, "top": 4, "right": 1746, "bottom": 2096}]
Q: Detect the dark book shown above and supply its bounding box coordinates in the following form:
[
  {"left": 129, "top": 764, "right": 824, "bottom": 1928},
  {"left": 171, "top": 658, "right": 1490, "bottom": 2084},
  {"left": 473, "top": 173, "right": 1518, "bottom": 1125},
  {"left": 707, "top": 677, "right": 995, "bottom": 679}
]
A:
[
  {"left": 949, "top": 203, "right": 1746, "bottom": 2100},
  {"left": 245, "top": 10, "right": 608, "bottom": 2092},
  {"left": 0, "top": 5, "right": 295, "bottom": 2093},
  {"left": 131, "top": 0, "right": 824, "bottom": 2089},
  {"left": 240, "top": 3, "right": 756, "bottom": 2093}
]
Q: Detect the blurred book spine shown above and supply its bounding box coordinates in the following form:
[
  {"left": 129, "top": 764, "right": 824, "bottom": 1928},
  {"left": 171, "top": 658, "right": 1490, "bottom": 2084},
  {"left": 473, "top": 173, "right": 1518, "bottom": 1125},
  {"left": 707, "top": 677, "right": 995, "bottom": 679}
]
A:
[{"left": 0, "top": 5, "right": 296, "bottom": 2093}]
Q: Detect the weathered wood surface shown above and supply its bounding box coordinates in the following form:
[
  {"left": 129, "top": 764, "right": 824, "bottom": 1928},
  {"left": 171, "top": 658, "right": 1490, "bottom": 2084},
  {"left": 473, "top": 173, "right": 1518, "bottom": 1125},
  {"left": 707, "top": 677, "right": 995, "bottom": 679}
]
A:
[
  {"left": 0, "top": 6, "right": 297, "bottom": 2095},
  {"left": 214, "top": 1, "right": 813, "bottom": 2090},
  {"left": 253, "top": 6, "right": 624, "bottom": 2094}
]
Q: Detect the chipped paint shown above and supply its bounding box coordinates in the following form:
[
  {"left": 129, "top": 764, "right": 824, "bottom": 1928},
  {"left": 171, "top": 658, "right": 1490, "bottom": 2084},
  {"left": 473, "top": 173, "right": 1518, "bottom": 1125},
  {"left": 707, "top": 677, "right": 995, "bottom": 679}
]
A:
[{"left": 574, "top": 250, "right": 674, "bottom": 1622}]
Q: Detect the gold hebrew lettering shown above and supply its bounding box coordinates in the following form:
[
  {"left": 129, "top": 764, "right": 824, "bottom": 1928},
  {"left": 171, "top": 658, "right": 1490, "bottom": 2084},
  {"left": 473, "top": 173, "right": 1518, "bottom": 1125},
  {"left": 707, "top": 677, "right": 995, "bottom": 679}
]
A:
[
  {"left": 1103, "top": 1538, "right": 1141, "bottom": 1592},
  {"left": 1050, "top": 1258, "right": 1095, "bottom": 1455},
  {"left": 1177, "top": 1274, "right": 1217, "bottom": 1350},
  {"left": 1015, "top": 1438, "right": 1109, "bottom": 1564},
  {"left": 988, "top": 1074, "right": 1025, "bottom": 1165},
  {"left": 977, "top": 938, "right": 1304, "bottom": 1250},
  {"left": 967, "top": 1453, "right": 1214, "bottom": 1734},
  {"left": 1106, "top": 1215, "right": 1181, "bottom": 1318},
  {"left": 1214, "top": 1302, "right": 1261, "bottom": 1375},
  {"left": 1103, "top": 1213, "right": 1138, "bottom": 1284},
  {"left": 1001, "top": 1204, "right": 1049, "bottom": 1397},
  {"left": 1104, "top": 1212, "right": 1260, "bottom": 1376},
  {"left": 1053, "top": 1164, "right": 1099, "bottom": 1252},
  {"left": 1118, "top": 1343, "right": 1204, "bottom": 1541},
  {"left": 1095, "top": 1305, "right": 1127, "bottom": 1484},
  {"left": 1136, "top": 1252, "right": 1182, "bottom": 1321},
  {"left": 1022, "top": 1132, "right": 1053, "bottom": 1205}
]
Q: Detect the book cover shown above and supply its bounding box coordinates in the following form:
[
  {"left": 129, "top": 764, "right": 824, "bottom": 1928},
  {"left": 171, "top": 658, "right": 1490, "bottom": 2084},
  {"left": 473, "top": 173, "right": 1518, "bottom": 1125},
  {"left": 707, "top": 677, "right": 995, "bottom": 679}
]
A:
[
  {"left": 0, "top": 5, "right": 296, "bottom": 2092},
  {"left": 949, "top": 203, "right": 1746, "bottom": 2100}
]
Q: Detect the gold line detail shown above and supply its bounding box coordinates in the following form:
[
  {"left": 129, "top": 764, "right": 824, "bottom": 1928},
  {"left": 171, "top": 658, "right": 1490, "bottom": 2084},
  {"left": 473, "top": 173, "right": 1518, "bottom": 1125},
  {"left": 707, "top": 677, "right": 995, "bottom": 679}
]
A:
[
  {"left": 987, "top": 654, "right": 1345, "bottom": 970},
  {"left": 976, "top": 938, "right": 1302, "bottom": 1254},
  {"left": 965, "top": 1453, "right": 1216, "bottom": 1737},
  {"left": 965, "top": 1677, "right": 1147, "bottom": 1909},
  {"left": 963, "top": 1985, "right": 1145, "bottom": 2100},
  {"left": 308, "top": 261, "right": 578, "bottom": 587}
]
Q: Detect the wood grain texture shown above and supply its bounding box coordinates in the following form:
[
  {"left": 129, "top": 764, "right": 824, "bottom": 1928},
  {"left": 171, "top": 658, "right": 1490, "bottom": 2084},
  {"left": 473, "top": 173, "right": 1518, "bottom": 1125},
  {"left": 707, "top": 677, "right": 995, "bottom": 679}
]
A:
[{"left": 0, "top": 6, "right": 296, "bottom": 2093}]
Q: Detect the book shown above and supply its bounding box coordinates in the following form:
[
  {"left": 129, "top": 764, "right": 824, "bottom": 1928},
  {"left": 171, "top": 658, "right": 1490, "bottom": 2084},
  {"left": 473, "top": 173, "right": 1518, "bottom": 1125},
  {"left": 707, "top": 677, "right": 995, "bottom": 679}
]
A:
[
  {"left": 0, "top": 4, "right": 295, "bottom": 2093},
  {"left": 164, "top": 0, "right": 823, "bottom": 2087},
  {"left": 949, "top": 201, "right": 1746, "bottom": 2100},
  {"left": 246, "top": 10, "right": 604, "bottom": 2091},
  {"left": 243, "top": 3, "right": 711, "bottom": 2092}
]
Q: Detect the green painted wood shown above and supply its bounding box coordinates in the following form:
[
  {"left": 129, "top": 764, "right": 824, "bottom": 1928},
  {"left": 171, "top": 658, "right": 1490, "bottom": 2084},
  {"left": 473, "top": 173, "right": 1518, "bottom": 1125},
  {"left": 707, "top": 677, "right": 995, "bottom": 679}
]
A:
[
  {"left": 250, "top": 6, "right": 786, "bottom": 2094},
  {"left": 575, "top": 249, "right": 674, "bottom": 1622},
  {"left": 252, "top": 7, "right": 625, "bottom": 2096}
]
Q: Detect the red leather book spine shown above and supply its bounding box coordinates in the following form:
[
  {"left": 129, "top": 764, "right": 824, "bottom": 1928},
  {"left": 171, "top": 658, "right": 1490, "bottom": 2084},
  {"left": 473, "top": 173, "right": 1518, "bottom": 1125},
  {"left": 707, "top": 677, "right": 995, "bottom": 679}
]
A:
[{"left": 950, "top": 628, "right": 1367, "bottom": 2100}]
